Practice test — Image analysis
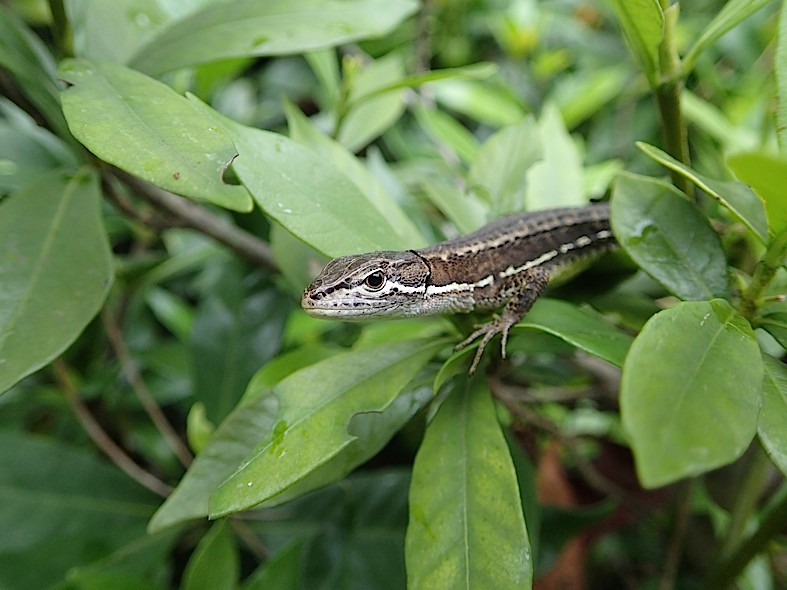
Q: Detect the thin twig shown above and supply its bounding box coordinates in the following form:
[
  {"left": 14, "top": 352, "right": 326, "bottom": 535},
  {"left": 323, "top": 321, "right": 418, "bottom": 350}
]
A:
[
  {"left": 102, "top": 174, "right": 182, "bottom": 231},
  {"left": 112, "top": 168, "right": 279, "bottom": 272},
  {"left": 231, "top": 520, "right": 270, "bottom": 562},
  {"left": 102, "top": 306, "right": 194, "bottom": 467},
  {"left": 52, "top": 358, "right": 173, "bottom": 497}
]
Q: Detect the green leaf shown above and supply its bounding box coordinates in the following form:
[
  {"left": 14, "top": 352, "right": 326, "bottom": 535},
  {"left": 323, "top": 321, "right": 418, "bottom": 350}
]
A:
[
  {"left": 468, "top": 116, "right": 542, "bottom": 216},
  {"left": 59, "top": 59, "right": 252, "bottom": 212},
  {"left": 551, "top": 67, "right": 628, "bottom": 129},
  {"left": 526, "top": 104, "right": 586, "bottom": 210},
  {"left": 428, "top": 78, "right": 527, "bottom": 127},
  {"left": 149, "top": 345, "right": 335, "bottom": 532},
  {"left": 181, "top": 521, "right": 238, "bottom": 590},
  {"left": 406, "top": 378, "right": 532, "bottom": 589},
  {"left": 414, "top": 103, "right": 480, "bottom": 165},
  {"left": 255, "top": 469, "right": 411, "bottom": 590},
  {"left": 0, "top": 431, "right": 158, "bottom": 589},
  {"left": 758, "top": 308, "right": 787, "bottom": 349},
  {"left": 337, "top": 53, "right": 407, "bottom": 152},
  {"left": 608, "top": 0, "right": 664, "bottom": 86},
  {"left": 728, "top": 152, "right": 787, "bottom": 235},
  {"left": 0, "top": 99, "right": 77, "bottom": 194},
  {"left": 611, "top": 172, "right": 730, "bottom": 300},
  {"left": 66, "top": 0, "right": 184, "bottom": 64},
  {"left": 190, "top": 264, "right": 289, "bottom": 423},
  {"left": 759, "top": 355, "right": 787, "bottom": 476},
  {"left": 683, "top": 0, "right": 774, "bottom": 75},
  {"left": 621, "top": 300, "right": 762, "bottom": 488},
  {"left": 418, "top": 176, "right": 487, "bottom": 235},
  {"left": 0, "top": 6, "right": 69, "bottom": 139},
  {"left": 355, "top": 62, "right": 497, "bottom": 106},
  {"left": 60, "top": 529, "right": 180, "bottom": 590},
  {"left": 284, "top": 98, "right": 425, "bottom": 248},
  {"left": 148, "top": 389, "right": 280, "bottom": 532},
  {"left": 209, "top": 339, "right": 444, "bottom": 517},
  {"left": 638, "top": 142, "right": 768, "bottom": 243},
  {"left": 129, "top": 0, "right": 419, "bottom": 76},
  {"left": 189, "top": 96, "right": 413, "bottom": 256},
  {"left": 513, "top": 298, "right": 633, "bottom": 368},
  {"left": 242, "top": 541, "right": 302, "bottom": 590},
  {"left": 0, "top": 169, "right": 113, "bottom": 394}
]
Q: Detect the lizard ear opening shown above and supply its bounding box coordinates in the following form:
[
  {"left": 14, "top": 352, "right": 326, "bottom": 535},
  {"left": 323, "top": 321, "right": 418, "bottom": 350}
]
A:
[{"left": 363, "top": 272, "right": 386, "bottom": 291}]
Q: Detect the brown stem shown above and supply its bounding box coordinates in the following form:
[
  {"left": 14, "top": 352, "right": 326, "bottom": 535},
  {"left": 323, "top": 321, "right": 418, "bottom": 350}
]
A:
[
  {"left": 102, "top": 307, "right": 194, "bottom": 467},
  {"left": 52, "top": 358, "right": 172, "bottom": 497},
  {"left": 112, "top": 169, "right": 279, "bottom": 272}
]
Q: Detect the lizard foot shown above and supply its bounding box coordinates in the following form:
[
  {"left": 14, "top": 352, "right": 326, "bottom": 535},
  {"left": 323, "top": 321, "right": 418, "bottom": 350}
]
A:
[{"left": 454, "top": 314, "right": 517, "bottom": 375}]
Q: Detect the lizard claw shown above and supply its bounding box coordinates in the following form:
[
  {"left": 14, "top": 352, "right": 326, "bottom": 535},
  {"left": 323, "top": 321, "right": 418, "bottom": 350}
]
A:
[{"left": 455, "top": 315, "right": 517, "bottom": 375}]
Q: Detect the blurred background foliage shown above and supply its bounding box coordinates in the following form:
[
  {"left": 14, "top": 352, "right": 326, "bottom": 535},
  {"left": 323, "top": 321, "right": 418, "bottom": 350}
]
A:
[{"left": 0, "top": 0, "right": 785, "bottom": 589}]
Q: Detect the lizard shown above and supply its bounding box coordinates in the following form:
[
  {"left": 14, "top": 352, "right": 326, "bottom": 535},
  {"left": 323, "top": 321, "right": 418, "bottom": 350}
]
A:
[{"left": 301, "top": 203, "right": 615, "bottom": 374}]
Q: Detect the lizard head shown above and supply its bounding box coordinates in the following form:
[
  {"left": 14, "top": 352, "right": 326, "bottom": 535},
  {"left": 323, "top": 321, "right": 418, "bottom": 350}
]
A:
[{"left": 302, "top": 251, "right": 430, "bottom": 318}]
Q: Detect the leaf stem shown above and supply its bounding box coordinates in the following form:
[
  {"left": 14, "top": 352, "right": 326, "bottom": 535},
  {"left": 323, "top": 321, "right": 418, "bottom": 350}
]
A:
[
  {"left": 655, "top": 4, "right": 692, "bottom": 197},
  {"left": 739, "top": 227, "right": 787, "bottom": 321},
  {"left": 47, "top": 0, "right": 72, "bottom": 59}
]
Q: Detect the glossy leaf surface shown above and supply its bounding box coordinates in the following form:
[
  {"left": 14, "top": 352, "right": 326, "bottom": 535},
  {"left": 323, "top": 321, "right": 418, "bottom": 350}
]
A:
[
  {"left": 612, "top": 172, "right": 729, "bottom": 300},
  {"left": 406, "top": 379, "right": 531, "bottom": 589},
  {"left": 621, "top": 300, "right": 762, "bottom": 487},
  {"left": 59, "top": 59, "right": 252, "bottom": 211}
]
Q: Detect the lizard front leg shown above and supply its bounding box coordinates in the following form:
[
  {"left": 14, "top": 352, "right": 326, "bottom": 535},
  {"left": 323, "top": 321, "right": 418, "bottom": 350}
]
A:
[{"left": 455, "top": 266, "right": 550, "bottom": 374}]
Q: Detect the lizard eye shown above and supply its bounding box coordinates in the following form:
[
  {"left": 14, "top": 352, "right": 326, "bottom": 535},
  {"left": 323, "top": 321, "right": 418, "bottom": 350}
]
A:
[{"left": 363, "top": 271, "right": 386, "bottom": 291}]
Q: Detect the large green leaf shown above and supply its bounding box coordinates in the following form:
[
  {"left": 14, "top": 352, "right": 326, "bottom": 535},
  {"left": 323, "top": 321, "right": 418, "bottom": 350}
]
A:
[
  {"left": 468, "top": 116, "right": 542, "bottom": 216},
  {"left": 513, "top": 298, "right": 633, "bottom": 368},
  {"left": 406, "top": 378, "right": 531, "bottom": 589},
  {"left": 638, "top": 142, "right": 768, "bottom": 243},
  {"left": 0, "top": 431, "right": 158, "bottom": 589},
  {"left": 759, "top": 355, "right": 787, "bottom": 476},
  {"left": 621, "top": 300, "right": 762, "bottom": 488},
  {"left": 728, "top": 152, "right": 787, "bottom": 235},
  {"left": 683, "top": 0, "right": 774, "bottom": 75},
  {"left": 59, "top": 59, "right": 252, "bottom": 212},
  {"left": 129, "top": 0, "right": 419, "bottom": 75},
  {"left": 149, "top": 346, "right": 336, "bottom": 532},
  {"left": 283, "top": 98, "right": 425, "bottom": 248},
  {"left": 190, "top": 96, "right": 414, "bottom": 256},
  {"left": 0, "top": 169, "right": 113, "bottom": 394},
  {"left": 608, "top": 0, "right": 664, "bottom": 86},
  {"left": 612, "top": 172, "right": 730, "bottom": 300},
  {"left": 209, "top": 339, "right": 443, "bottom": 517}
]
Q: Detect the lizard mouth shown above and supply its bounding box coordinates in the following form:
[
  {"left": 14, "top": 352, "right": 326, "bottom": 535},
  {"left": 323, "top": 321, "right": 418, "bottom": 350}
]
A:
[{"left": 301, "top": 291, "right": 397, "bottom": 318}]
